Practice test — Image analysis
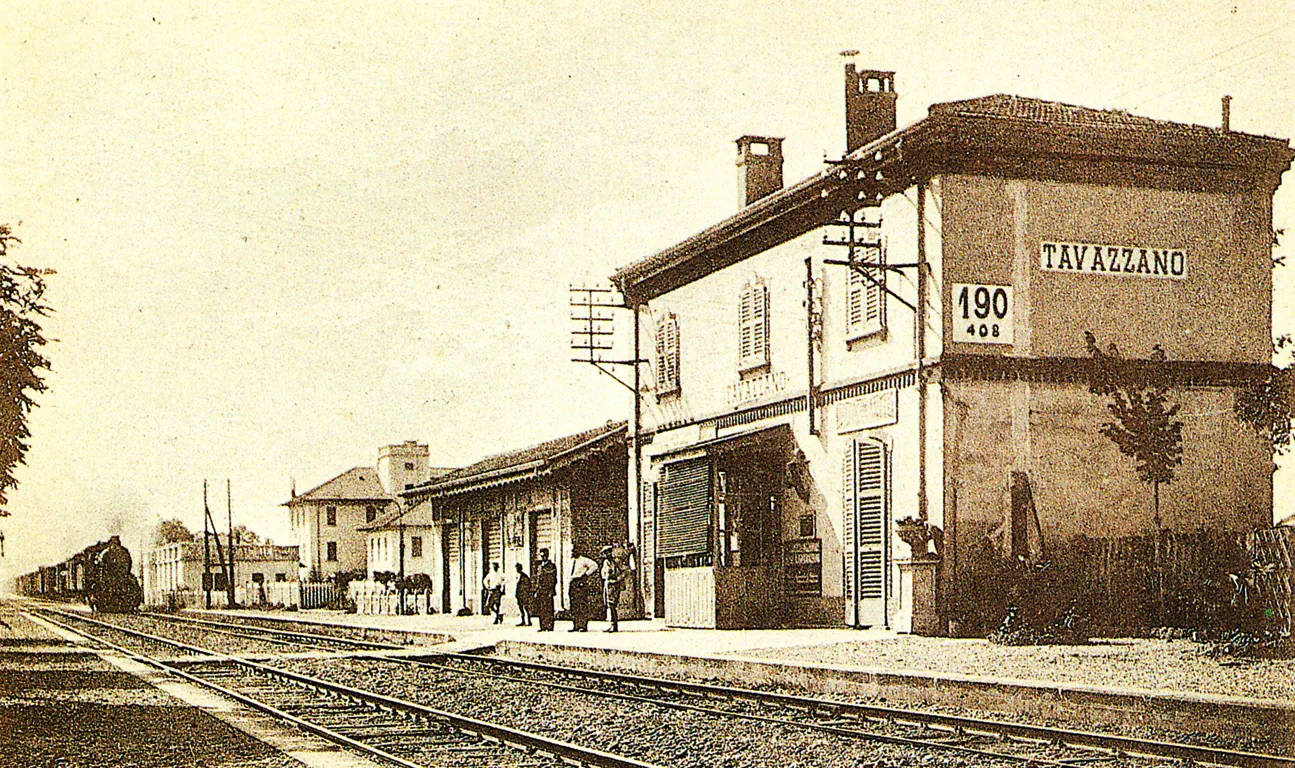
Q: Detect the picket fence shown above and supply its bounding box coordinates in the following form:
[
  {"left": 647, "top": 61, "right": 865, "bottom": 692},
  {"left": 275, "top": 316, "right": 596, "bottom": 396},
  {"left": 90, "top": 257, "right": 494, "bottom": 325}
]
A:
[{"left": 349, "top": 580, "right": 437, "bottom": 616}]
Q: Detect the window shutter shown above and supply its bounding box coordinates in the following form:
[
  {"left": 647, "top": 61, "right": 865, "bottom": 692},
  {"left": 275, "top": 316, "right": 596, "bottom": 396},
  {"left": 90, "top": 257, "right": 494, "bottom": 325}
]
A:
[
  {"left": 855, "top": 440, "right": 886, "bottom": 599},
  {"left": 845, "top": 244, "right": 886, "bottom": 339},
  {"left": 655, "top": 314, "right": 681, "bottom": 394},
  {"left": 738, "top": 281, "right": 769, "bottom": 370},
  {"left": 738, "top": 285, "right": 753, "bottom": 363},
  {"left": 658, "top": 459, "right": 710, "bottom": 558},
  {"left": 842, "top": 446, "right": 856, "bottom": 605}
]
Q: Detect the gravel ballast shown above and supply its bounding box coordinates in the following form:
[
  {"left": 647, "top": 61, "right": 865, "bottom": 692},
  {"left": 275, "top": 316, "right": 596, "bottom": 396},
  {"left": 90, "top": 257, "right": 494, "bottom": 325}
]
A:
[{"left": 738, "top": 636, "right": 1295, "bottom": 703}]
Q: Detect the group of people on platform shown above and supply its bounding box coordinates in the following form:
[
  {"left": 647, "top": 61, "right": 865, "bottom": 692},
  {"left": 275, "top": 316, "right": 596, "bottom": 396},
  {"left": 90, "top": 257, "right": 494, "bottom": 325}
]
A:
[{"left": 481, "top": 543, "right": 631, "bottom": 633}]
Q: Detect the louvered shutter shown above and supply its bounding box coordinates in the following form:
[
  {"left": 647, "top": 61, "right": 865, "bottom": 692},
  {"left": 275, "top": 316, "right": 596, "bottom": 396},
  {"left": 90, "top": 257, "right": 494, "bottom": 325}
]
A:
[
  {"left": 845, "top": 251, "right": 885, "bottom": 339},
  {"left": 656, "top": 315, "right": 680, "bottom": 394},
  {"left": 738, "top": 285, "right": 754, "bottom": 363},
  {"left": 658, "top": 459, "right": 710, "bottom": 559},
  {"left": 640, "top": 481, "right": 656, "bottom": 605},
  {"left": 842, "top": 447, "right": 857, "bottom": 612},
  {"left": 856, "top": 441, "right": 885, "bottom": 600},
  {"left": 843, "top": 439, "right": 888, "bottom": 627},
  {"left": 846, "top": 269, "right": 866, "bottom": 334}
]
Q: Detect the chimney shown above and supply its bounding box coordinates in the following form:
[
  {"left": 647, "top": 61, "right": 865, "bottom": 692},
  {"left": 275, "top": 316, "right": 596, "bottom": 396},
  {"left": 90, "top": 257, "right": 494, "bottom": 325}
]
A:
[
  {"left": 844, "top": 54, "right": 896, "bottom": 154},
  {"left": 735, "top": 135, "right": 784, "bottom": 208},
  {"left": 1221, "top": 95, "right": 1232, "bottom": 132}
]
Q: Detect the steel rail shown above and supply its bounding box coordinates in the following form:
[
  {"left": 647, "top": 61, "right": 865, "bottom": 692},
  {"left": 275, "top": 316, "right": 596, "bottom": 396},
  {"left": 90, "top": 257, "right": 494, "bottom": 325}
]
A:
[
  {"left": 31, "top": 610, "right": 430, "bottom": 768},
  {"left": 29, "top": 608, "right": 662, "bottom": 768},
  {"left": 131, "top": 611, "right": 405, "bottom": 651},
  {"left": 418, "top": 651, "right": 1295, "bottom": 768},
  {"left": 387, "top": 653, "right": 1080, "bottom": 766}
]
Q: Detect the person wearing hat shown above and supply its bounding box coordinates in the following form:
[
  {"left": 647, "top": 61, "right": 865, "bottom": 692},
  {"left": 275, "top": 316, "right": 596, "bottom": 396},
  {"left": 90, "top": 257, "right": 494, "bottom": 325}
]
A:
[
  {"left": 600, "top": 544, "right": 622, "bottom": 632},
  {"left": 567, "top": 549, "right": 601, "bottom": 632},
  {"left": 533, "top": 549, "right": 558, "bottom": 632}
]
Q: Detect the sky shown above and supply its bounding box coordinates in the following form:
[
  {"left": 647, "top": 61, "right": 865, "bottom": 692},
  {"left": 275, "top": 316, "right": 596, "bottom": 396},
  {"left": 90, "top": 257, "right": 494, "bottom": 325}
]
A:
[{"left": 1, "top": 0, "right": 1292, "bottom": 577}]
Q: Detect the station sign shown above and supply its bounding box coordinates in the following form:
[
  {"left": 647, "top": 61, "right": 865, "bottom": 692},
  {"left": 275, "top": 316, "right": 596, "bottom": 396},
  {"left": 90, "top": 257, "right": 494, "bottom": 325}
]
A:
[
  {"left": 953, "top": 284, "right": 1013, "bottom": 345},
  {"left": 1041, "top": 241, "right": 1186, "bottom": 279}
]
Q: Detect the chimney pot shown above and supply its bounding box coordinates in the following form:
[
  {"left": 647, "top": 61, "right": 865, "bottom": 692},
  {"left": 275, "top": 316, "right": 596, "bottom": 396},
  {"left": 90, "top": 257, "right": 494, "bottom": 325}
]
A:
[
  {"left": 735, "top": 135, "right": 784, "bottom": 208},
  {"left": 845, "top": 64, "right": 897, "bottom": 154},
  {"left": 1221, "top": 95, "right": 1232, "bottom": 132}
]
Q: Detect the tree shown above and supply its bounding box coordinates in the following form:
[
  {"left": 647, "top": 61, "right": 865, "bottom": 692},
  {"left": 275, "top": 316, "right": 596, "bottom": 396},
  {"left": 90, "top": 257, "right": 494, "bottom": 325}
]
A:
[
  {"left": 0, "top": 225, "right": 51, "bottom": 509},
  {"left": 1085, "top": 333, "right": 1184, "bottom": 530},
  {"left": 1235, "top": 336, "right": 1294, "bottom": 466},
  {"left": 154, "top": 518, "right": 195, "bottom": 545},
  {"left": 230, "top": 524, "right": 261, "bottom": 545}
]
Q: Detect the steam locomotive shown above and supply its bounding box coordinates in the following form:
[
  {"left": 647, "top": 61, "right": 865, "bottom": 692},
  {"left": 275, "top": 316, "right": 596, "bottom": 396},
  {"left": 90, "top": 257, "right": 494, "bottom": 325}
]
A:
[{"left": 14, "top": 535, "right": 143, "bottom": 613}]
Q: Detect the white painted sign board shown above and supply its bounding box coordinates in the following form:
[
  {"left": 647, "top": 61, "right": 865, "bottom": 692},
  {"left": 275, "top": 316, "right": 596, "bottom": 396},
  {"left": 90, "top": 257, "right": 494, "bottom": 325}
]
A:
[{"left": 952, "top": 283, "right": 1014, "bottom": 345}]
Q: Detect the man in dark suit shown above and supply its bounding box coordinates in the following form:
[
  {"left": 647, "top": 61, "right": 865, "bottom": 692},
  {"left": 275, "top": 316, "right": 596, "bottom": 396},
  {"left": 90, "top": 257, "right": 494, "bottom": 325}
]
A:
[
  {"left": 514, "top": 562, "right": 533, "bottom": 626},
  {"left": 533, "top": 549, "right": 558, "bottom": 632}
]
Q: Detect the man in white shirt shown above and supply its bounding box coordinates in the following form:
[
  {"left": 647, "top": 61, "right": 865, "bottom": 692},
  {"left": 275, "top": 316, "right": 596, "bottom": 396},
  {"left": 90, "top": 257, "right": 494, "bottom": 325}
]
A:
[
  {"left": 482, "top": 563, "right": 505, "bottom": 624},
  {"left": 568, "top": 551, "right": 600, "bottom": 632}
]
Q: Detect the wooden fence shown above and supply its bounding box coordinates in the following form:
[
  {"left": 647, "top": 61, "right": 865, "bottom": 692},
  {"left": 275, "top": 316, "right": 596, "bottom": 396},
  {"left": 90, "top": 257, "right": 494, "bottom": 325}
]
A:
[{"left": 1248, "top": 526, "right": 1294, "bottom": 636}]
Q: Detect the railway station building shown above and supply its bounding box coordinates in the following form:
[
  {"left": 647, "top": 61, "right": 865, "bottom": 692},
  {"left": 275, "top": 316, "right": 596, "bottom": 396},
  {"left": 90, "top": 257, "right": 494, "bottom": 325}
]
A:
[
  {"left": 398, "top": 422, "right": 631, "bottom": 618},
  {"left": 612, "top": 63, "right": 1293, "bottom": 633},
  {"left": 285, "top": 441, "right": 450, "bottom": 581}
]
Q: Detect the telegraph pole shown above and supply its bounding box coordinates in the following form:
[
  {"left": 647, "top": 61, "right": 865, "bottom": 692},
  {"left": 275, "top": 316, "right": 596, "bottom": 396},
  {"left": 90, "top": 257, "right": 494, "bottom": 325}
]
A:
[
  {"left": 203, "top": 481, "right": 212, "bottom": 609},
  {"left": 226, "top": 480, "right": 236, "bottom": 608}
]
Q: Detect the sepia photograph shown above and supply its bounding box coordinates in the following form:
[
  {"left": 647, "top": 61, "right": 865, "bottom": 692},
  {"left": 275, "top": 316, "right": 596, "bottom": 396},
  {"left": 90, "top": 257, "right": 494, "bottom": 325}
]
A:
[{"left": 2, "top": 1, "right": 1294, "bottom": 766}]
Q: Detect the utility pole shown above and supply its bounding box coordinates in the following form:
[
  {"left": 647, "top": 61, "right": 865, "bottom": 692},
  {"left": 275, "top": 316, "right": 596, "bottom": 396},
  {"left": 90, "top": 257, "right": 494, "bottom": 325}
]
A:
[
  {"left": 203, "top": 481, "right": 211, "bottom": 609},
  {"left": 226, "top": 480, "right": 236, "bottom": 608},
  {"left": 398, "top": 511, "right": 406, "bottom": 614},
  {"left": 569, "top": 284, "right": 647, "bottom": 616}
]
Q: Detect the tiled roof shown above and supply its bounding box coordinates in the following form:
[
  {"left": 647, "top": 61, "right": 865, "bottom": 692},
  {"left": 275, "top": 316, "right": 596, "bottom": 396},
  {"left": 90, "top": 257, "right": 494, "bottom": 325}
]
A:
[
  {"left": 404, "top": 421, "right": 627, "bottom": 498},
  {"left": 612, "top": 93, "right": 1292, "bottom": 300},
  {"left": 927, "top": 94, "right": 1223, "bottom": 135},
  {"left": 284, "top": 467, "right": 390, "bottom": 505}
]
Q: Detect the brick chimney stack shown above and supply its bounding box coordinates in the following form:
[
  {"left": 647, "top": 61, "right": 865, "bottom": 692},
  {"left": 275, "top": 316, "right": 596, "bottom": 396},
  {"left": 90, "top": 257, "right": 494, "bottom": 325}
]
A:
[
  {"left": 735, "top": 135, "right": 784, "bottom": 208},
  {"left": 844, "top": 54, "right": 897, "bottom": 154}
]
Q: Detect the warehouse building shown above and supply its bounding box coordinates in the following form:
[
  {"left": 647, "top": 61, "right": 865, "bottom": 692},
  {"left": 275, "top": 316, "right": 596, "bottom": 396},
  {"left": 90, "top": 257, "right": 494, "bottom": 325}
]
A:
[{"left": 612, "top": 62, "right": 1292, "bottom": 632}]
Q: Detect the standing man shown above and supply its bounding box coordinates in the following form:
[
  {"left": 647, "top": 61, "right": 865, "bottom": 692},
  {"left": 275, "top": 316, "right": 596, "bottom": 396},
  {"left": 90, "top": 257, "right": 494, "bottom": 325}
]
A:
[
  {"left": 483, "top": 562, "right": 505, "bottom": 624},
  {"left": 568, "top": 549, "right": 601, "bottom": 632},
  {"left": 600, "top": 545, "right": 621, "bottom": 633},
  {"left": 533, "top": 549, "right": 557, "bottom": 632},
  {"left": 514, "top": 562, "right": 533, "bottom": 627}
]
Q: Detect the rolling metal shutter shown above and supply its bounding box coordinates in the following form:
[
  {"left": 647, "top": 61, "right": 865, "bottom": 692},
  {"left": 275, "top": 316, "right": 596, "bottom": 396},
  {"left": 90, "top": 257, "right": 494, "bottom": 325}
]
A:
[
  {"left": 486, "top": 519, "right": 503, "bottom": 568},
  {"left": 447, "top": 526, "right": 461, "bottom": 597},
  {"left": 533, "top": 511, "right": 553, "bottom": 560},
  {"left": 658, "top": 458, "right": 710, "bottom": 559}
]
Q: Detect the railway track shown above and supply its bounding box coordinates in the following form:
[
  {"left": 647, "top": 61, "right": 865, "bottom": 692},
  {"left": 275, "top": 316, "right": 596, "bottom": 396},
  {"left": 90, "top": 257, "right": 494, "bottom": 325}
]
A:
[
  {"left": 29, "top": 606, "right": 1295, "bottom": 768},
  {"left": 338, "top": 650, "right": 1293, "bottom": 768},
  {"left": 29, "top": 607, "right": 661, "bottom": 768}
]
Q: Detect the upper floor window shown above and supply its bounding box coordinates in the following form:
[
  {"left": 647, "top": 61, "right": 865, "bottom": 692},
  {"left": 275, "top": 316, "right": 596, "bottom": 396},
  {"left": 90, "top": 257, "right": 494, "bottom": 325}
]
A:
[
  {"left": 326, "top": 541, "right": 338, "bottom": 561},
  {"left": 325, "top": 506, "right": 337, "bottom": 526},
  {"left": 737, "top": 279, "right": 770, "bottom": 372},
  {"left": 845, "top": 247, "right": 886, "bottom": 341},
  {"left": 365, "top": 505, "right": 378, "bottom": 523},
  {"left": 411, "top": 536, "right": 423, "bottom": 559},
  {"left": 404, "top": 461, "right": 415, "bottom": 470},
  {"left": 654, "top": 313, "right": 680, "bottom": 396}
]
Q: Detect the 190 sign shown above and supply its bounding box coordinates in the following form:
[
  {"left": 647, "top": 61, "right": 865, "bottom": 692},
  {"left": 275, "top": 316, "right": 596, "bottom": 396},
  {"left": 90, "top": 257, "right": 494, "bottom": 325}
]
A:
[{"left": 952, "top": 283, "right": 1014, "bottom": 344}]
